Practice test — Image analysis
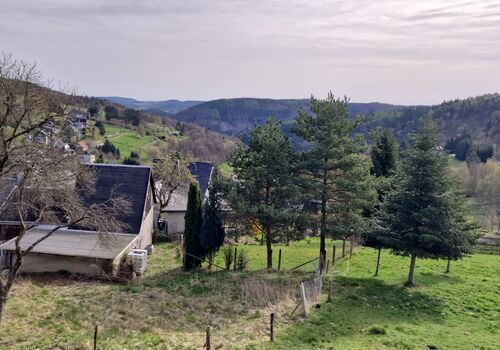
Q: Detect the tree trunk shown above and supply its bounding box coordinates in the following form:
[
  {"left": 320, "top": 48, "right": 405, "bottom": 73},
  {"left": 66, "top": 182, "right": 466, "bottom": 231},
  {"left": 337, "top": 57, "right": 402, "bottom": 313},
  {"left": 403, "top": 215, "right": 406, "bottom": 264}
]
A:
[
  {"left": 0, "top": 296, "right": 5, "bottom": 323},
  {"left": 405, "top": 254, "right": 417, "bottom": 287},
  {"left": 265, "top": 225, "right": 273, "bottom": 269},
  {"left": 374, "top": 247, "right": 381, "bottom": 276},
  {"left": 319, "top": 198, "right": 327, "bottom": 271},
  {"left": 445, "top": 258, "right": 451, "bottom": 274}
]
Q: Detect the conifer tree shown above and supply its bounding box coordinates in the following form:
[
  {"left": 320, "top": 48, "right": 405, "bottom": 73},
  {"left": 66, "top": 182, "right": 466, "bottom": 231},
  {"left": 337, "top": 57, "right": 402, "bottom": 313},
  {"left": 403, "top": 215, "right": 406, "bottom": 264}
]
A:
[
  {"left": 184, "top": 182, "right": 203, "bottom": 270},
  {"left": 365, "top": 128, "right": 400, "bottom": 276},
  {"left": 230, "top": 118, "right": 297, "bottom": 269},
  {"left": 293, "top": 93, "right": 375, "bottom": 267},
  {"left": 380, "top": 118, "right": 478, "bottom": 286},
  {"left": 200, "top": 168, "right": 225, "bottom": 268}
]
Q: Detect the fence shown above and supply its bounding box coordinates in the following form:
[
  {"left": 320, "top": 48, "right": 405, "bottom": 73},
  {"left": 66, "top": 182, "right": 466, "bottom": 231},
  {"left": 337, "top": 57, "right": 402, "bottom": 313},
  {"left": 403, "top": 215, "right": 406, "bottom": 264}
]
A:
[{"left": 473, "top": 244, "right": 500, "bottom": 255}]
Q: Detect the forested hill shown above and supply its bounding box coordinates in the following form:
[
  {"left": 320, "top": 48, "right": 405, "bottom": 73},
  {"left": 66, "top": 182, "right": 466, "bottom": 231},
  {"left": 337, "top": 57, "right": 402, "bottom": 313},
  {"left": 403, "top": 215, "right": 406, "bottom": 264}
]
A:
[
  {"left": 171, "top": 98, "right": 400, "bottom": 135},
  {"left": 102, "top": 97, "right": 203, "bottom": 114},
  {"left": 361, "top": 94, "right": 500, "bottom": 146}
]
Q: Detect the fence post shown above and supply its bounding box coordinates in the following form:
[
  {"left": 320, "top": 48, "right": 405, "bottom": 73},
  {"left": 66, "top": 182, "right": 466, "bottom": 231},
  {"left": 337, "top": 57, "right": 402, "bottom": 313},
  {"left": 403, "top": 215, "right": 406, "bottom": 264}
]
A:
[
  {"left": 300, "top": 282, "right": 308, "bottom": 316},
  {"left": 93, "top": 325, "right": 98, "bottom": 350},
  {"left": 349, "top": 237, "right": 354, "bottom": 258},
  {"left": 206, "top": 326, "right": 211, "bottom": 350},
  {"left": 278, "top": 249, "right": 282, "bottom": 272},
  {"left": 332, "top": 245, "right": 336, "bottom": 265},
  {"left": 375, "top": 247, "right": 381, "bottom": 276},
  {"left": 342, "top": 239, "right": 346, "bottom": 257},
  {"left": 270, "top": 313, "right": 275, "bottom": 342},
  {"left": 326, "top": 259, "right": 330, "bottom": 274},
  {"left": 233, "top": 247, "right": 237, "bottom": 271},
  {"left": 327, "top": 280, "right": 333, "bottom": 303}
]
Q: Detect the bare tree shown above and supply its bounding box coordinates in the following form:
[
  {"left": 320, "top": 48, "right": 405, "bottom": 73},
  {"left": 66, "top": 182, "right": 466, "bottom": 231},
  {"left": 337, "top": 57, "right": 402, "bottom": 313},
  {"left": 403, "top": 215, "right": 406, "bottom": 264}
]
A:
[
  {"left": 152, "top": 153, "right": 193, "bottom": 239},
  {"left": 0, "top": 54, "right": 129, "bottom": 322}
]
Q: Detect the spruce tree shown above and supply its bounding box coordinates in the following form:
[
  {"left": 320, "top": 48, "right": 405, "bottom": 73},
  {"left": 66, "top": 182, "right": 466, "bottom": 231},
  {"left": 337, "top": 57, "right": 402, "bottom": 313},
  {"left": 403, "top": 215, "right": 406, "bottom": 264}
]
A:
[
  {"left": 184, "top": 182, "right": 203, "bottom": 270},
  {"left": 230, "top": 118, "right": 297, "bottom": 269},
  {"left": 200, "top": 168, "right": 225, "bottom": 268},
  {"left": 293, "top": 93, "right": 375, "bottom": 267},
  {"left": 365, "top": 128, "right": 400, "bottom": 276},
  {"left": 380, "top": 118, "right": 478, "bottom": 286}
]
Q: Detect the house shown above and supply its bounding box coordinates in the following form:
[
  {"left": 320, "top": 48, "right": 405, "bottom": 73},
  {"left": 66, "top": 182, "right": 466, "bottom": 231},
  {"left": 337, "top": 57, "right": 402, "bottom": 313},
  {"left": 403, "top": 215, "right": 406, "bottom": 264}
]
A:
[
  {"left": 80, "top": 154, "right": 95, "bottom": 164},
  {"left": 160, "top": 162, "right": 213, "bottom": 234},
  {"left": 77, "top": 141, "right": 89, "bottom": 152},
  {"left": 0, "top": 164, "right": 156, "bottom": 276}
]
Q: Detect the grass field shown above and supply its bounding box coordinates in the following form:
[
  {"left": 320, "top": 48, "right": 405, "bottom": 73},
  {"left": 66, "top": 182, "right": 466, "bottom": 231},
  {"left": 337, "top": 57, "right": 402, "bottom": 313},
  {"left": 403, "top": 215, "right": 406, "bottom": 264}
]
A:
[
  {"left": 0, "top": 240, "right": 498, "bottom": 349},
  {"left": 104, "top": 124, "right": 155, "bottom": 161}
]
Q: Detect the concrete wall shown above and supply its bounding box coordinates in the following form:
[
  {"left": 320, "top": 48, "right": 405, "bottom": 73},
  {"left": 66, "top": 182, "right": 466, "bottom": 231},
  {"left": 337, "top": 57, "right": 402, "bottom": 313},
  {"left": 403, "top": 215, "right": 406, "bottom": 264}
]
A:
[
  {"left": 20, "top": 253, "right": 109, "bottom": 275},
  {"left": 165, "top": 211, "right": 185, "bottom": 234},
  {"left": 136, "top": 203, "right": 154, "bottom": 249}
]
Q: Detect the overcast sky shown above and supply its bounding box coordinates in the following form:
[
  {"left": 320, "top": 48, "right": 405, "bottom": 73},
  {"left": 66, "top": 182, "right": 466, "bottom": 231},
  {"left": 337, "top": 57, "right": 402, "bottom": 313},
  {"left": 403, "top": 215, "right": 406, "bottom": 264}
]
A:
[{"left": 1, "top": 0, "right": 499, "bottom": 105}]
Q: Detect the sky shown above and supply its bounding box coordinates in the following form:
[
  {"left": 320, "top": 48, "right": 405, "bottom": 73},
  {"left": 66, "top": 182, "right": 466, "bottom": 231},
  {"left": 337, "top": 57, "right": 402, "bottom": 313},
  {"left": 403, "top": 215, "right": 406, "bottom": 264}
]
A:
[{"left": 1, "top": 0, "right": 499, "bottom": 105}]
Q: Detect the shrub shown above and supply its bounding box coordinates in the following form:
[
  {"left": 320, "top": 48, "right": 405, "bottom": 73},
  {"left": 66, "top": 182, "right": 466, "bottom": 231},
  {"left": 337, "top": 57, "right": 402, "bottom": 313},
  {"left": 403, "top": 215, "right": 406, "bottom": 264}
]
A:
[
  {"left": 236, "top": 250, "right": 249, "bottom": 271},
  {"left": 367, "top": 325, "right": 386, "bottom": 335}
]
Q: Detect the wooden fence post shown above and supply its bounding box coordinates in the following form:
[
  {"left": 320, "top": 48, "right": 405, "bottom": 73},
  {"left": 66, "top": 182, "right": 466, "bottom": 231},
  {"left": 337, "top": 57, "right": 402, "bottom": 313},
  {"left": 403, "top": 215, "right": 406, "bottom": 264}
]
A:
[
  {"left": 326, "top": 259, "right": 330, "bottom": 274},
  {"left": 327, "top": 280, "right": 333, "bottom": 302},
  {"left": 332, "top": 245, "right": 336, "bottom": 265},
  {"left": 93, "top": 325, "right": 98, "bottom": 350},
  {"left": 375, "top": 247, "right": 381, "bottom": 276},
  {"left": 270, "top": 313, "right": 275, "bottom": 342},
  {"left": 278, "top": 249, "right": 282, "bottom": 272},
  {"left": 342, "top": 239, "right": 346, "bottom": 258},
  {"left": 233, "top": 247, "right": 237, "bottom": 271},
  {"left": 206, "top": 326, "right": 211, "bottom": 350}
]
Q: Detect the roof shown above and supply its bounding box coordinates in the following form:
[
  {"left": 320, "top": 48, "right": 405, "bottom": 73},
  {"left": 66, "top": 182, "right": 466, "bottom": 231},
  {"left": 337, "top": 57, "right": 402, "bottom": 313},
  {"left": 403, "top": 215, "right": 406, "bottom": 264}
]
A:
[
  {"left": 0, "top": 164, "right": 156, "bottom": 234},
  {"left": 0, "top": 225, "right": 136, "bottom": 260},
  {"left": 71, "top": 164, "right": 155, "bottom": 234},
  {"left": 188, "top": 162, "right": 213, "bottom": 197},
  {"left": 78, "top": 141, "right": 89, "bottom": 150},
  {"left": 161, "top": 162, "right": 214, "bottom": 213}
]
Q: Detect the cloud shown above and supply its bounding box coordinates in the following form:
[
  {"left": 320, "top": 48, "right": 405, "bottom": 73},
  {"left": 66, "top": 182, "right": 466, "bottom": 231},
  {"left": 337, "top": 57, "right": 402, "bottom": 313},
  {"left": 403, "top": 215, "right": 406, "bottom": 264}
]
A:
[{"left": 0, "top": 0, "right": 498, "bottom": 104}]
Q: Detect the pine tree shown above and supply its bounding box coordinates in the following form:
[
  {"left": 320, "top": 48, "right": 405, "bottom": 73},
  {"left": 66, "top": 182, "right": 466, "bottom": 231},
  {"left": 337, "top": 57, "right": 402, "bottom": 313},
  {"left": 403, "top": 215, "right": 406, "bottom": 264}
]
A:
[
  {"left": 230, "top": 118, "right": 297, "bottom": 269},
  {"left": 293, "top": 93, "right": 375, "bottom": 267},
  {"left": 200, "top": 168, "right": 225, "bottom": 268},
  {"left": 380, "top": 118, "right": 478, "bottom": 286},
  {"left": 184, "top": 182, "right": 203, "bottom": 270}
]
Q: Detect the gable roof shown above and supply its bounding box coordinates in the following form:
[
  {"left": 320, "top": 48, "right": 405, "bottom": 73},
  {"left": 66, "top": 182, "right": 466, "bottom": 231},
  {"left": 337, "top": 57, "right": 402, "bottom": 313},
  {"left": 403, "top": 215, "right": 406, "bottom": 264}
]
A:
[
  {"left": 188, "top": 162, "right": 213, "bottom": 197},
  {"left": 71, "top": 164, "right": 155, "bottom": 234}
]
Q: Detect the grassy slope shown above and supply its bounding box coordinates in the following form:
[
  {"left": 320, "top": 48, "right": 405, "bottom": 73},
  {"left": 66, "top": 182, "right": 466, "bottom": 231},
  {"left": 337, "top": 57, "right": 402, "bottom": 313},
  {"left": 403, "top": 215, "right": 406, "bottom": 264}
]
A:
[
  {"left": 0, "top": 241, "right": 498, "bottom": 349},
  {"left": 266, "top": 249, "right": 499, "bottom": 350}
]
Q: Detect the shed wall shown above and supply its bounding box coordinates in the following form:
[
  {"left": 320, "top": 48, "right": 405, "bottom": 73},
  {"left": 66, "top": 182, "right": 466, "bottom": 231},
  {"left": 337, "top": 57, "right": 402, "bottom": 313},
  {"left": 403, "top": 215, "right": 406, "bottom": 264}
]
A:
[{"left": 20, "top": 253, "right": 109, "bottom": 275}]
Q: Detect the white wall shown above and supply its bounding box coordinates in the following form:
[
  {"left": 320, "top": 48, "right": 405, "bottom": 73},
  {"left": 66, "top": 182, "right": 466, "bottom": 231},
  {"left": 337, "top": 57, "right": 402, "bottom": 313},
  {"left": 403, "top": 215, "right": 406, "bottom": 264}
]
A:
[
  {"left": 20, "top": 253, "right": 109, "bottom": 275},
  {"left": 166, "top": 211, "right": 185, "bottom": 234}
]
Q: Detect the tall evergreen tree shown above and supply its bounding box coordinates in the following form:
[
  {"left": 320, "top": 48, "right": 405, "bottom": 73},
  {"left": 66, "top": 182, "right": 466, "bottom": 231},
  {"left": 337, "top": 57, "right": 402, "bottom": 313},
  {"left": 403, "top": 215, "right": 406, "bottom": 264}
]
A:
[
  {"left": 184, "top": 182, "right": 203, "bottom": 270},
  {"left": 230, "top": 118, "right": 297, "bottom": 269},
  {"left": 200, "top": 168, "right": 225, "bottom": 268},
  {"left": 292, "top": 93, "right": 375, "bottom": 267},
  {"left": 370, "top": 128, "right": 399, "bottom": 177},
  {"left": 379, "top": 118, "right": 478, "bottom": 286},
  {"left": 365, "top": 128, "right": 400, "bottom": 275}
]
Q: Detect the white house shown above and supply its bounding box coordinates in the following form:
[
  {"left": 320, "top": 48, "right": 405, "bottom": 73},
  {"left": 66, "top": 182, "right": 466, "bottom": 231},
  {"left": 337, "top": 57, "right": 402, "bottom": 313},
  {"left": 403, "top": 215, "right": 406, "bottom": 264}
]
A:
[
  {"left": 160, "top": 162, "right": 213, "bottom": 235},
  {"left": 0, "top": 164, "right": 156, "bottom": 276}
]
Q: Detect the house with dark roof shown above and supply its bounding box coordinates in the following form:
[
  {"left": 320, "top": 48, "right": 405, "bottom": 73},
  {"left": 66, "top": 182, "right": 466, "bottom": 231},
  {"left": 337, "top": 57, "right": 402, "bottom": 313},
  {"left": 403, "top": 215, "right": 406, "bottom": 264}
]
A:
[
  {"left": 0, "top": 164, "right": 156, "bottom": 276},
  {"left": 160, "top": 162, "right": 214, "bottom": 234}
]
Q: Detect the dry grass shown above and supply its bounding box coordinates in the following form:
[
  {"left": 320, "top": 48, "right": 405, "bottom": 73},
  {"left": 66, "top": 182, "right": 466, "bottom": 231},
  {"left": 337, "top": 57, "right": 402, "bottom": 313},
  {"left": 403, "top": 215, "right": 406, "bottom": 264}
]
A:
[{"left": 0, "top": 243, "right": 308, "bottom": 349}]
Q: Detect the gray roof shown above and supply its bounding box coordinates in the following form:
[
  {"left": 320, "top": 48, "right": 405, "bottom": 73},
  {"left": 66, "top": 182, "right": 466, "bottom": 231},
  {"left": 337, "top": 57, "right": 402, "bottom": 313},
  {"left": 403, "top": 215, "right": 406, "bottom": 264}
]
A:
[
  {"left": 71, "top": 164, "right": 155, "bottom": 234},
  {"left": 188, "top": 162, "right": 213, "bottom": 197}
]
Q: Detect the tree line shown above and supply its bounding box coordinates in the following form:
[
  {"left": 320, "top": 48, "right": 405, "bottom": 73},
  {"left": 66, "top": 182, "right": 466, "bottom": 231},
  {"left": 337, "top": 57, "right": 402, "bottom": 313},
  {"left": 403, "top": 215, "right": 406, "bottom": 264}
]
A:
[{"left": 185, "top": 93, "right": 479, "bottom": 286}]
